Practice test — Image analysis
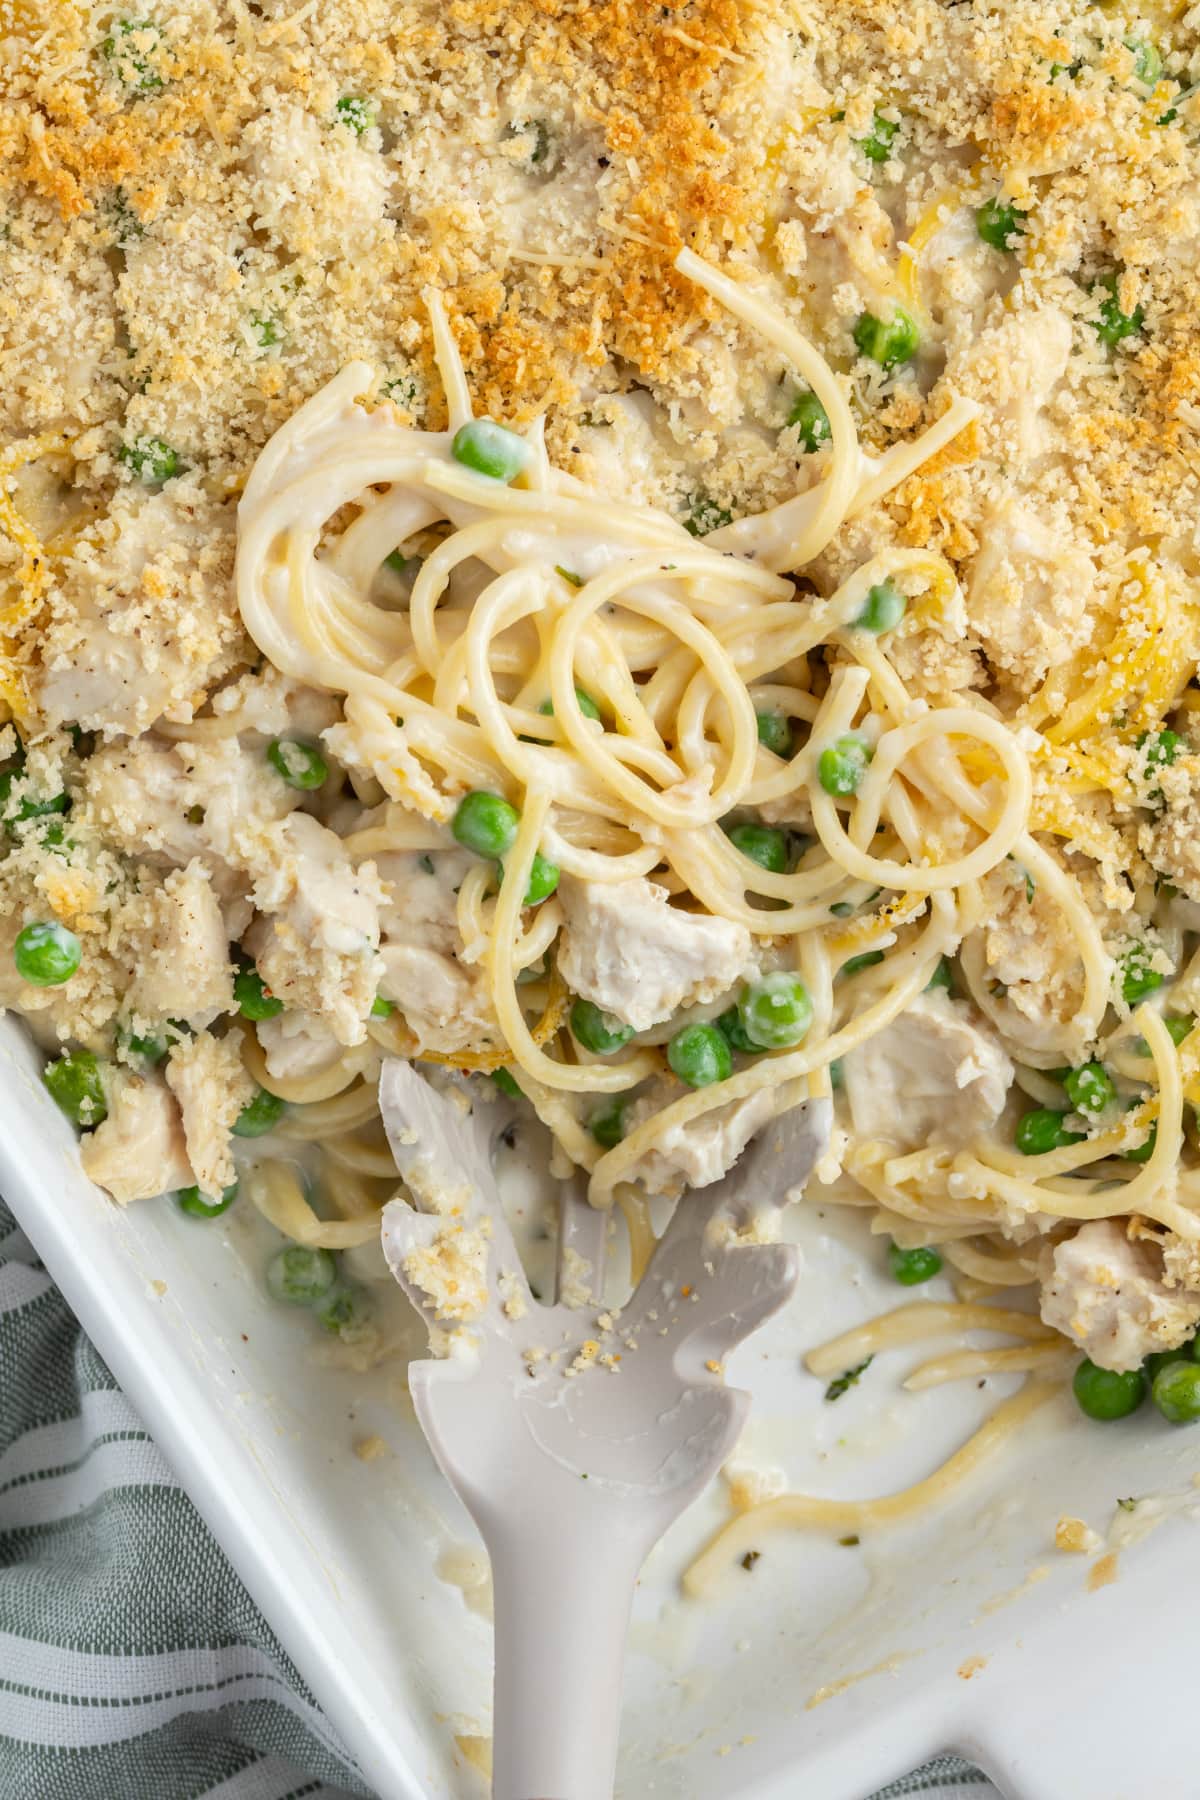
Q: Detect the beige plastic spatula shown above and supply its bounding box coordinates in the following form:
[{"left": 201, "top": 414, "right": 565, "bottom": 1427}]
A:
[{"left": 378, "top": 1059, "right": 830, "bottom": 1800}]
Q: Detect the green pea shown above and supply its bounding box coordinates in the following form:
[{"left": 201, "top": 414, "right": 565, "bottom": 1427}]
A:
[
  {"left": 1073, "top": 1357, "right": 1146, "bottom": 1421},
  {"left": 1062, "top": 1061, "right": 1116, "bottom": 1116},
  {"left": 888, "top": 1242, "right": 942, "bottom": 1285},
  {"left": 755, "top": 711, "right": 794, "bottom": 758},
  {"left": 725, "top": 822, "right": 789, "bottom": 874},
  {"left": 1152, "top": 1359, "right": 1200, "bottom": 1423},
  {"left": 589, "top": 1096, "right": 628, "bottom": 1148},
  {"left": 667, "top": 1022, "right": 732, "bottom": 1088},
  {"left": 852, "top": 305, "right": 919, "bottom": 369},
  {"left": 233, "top": 1086, "right": 286, "bottom": 1138},
  {"left": 539, "top": 688, "right": 602, "bottom": 723},
  {"left": 1127, "top": 39, "right": 1162, "bottom": 86},
  {"left": 315, "top": 1281, "right": 370, "bottom": 1334},
  {"left": 976, "top": 198, "right": 1027, "bottom": 251},
  {"left": 818, "top": 734, "right": 873, "bottom": 797},
  {"left": 266, "top": 737, "right": 328, "bottom": 791},
  {"left": 383, "top": 548, "right": 409, "bottom": 576},
  {"left": 855, "top": 579, "right": 906, "bottom": 633},
  {"left": 841, "top": 949, "right": 885, "bottom": 977},
  {"left": 736, "top": 972, "right": 814, "bottom": 1050},
  {"left": 101, "top": 17, "right": 164, "bottom": 91},
  {"left": 370, "top": 996, "right": 394, "bottom": 1018},
  {"left": 451, "top": 419, "right": 531, "bottom": 482},
  {"left": 855, "top": 111, "right": 899, "bottom": 164},
  {"left": 520, "top": 851, "right": 560, "bottom": 906},
  {"left": 1144, "top": 1344, "right": 1193, "bottom": 1382},
  {"left": 716, "top": 1006, "right": 762, "bottom": 1055},
  {"left": 1015, "top": 1108, "right": 1084, "bottom": 1154},
  {"left": 787, "top": 388, "right": 831, "bottom": 453},
  {"left": 829, "top": 1057, "right": 844, "bottom": 1088},
  {"left": 43, "top": 1051, "right": 107, "bottom": 1126},
  {"left": 570, "top": 998, "right": 634, "bottom": 1055},
  {"left": 683, "top": 491, "right": 733, "bottom": 537},
  {"left": 267, "top": 1244, "right": 337, "bottom": 1304},
  {"left": 178, "top": 1182, "right": 238, "bottom": 1218},
  {"left": 452, "top": 790, "right": 520, "bottom": 858},
  {"left": 490, "top": 1067, "right": 522, "bottom": 1098},
  {"left": 118, "top": 437, "right": 179, "bottom": 484},
  {"left": 234, "top": 965, "right": 283, "bottom": 1022},
  {"left": 1121, "top": 947, "right": 1163, "bottom": 1007},
  {"left": 334, "top": 94, "right": 375, "bottom": 133},
  {"left": 15, "top": 921, "right": 81, "bottom": 987},
  {"left": 1091, "top": 273, "right": 1144, "bottom": 349},
  {"left": 926, "top": 957, "right": 953, "bottom": 992}
]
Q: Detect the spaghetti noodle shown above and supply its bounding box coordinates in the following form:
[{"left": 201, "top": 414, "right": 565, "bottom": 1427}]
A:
[{"left": 228, "top": 250, "right": 1191, "bottom": 1306}]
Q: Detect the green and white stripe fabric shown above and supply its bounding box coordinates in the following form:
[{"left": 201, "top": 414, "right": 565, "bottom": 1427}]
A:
[{"left": 0, "top": 1196, "right": 995, "bottom": 1800}]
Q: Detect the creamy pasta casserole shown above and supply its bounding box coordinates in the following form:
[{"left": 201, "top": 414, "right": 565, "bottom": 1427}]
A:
[{"left": 7, "top": 0, "right": 1200, "bottom": 1433}]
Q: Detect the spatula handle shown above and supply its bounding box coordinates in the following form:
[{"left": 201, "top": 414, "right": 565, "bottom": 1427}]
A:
[{"left": 488, "top": 1516, "right": 644, "bottom": 1800}]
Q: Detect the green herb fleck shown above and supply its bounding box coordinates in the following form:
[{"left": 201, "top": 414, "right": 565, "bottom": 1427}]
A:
[{"left": 825, "top": 1355, "right": 873, "bottom": 1402}]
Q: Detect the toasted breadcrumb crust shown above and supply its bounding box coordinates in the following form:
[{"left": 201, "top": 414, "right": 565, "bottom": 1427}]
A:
[{"left": 4, "top": 0, "right": 1200, "bottom": 1206}]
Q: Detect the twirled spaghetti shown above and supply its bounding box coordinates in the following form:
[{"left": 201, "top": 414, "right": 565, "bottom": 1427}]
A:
[{"left": 229, "top": 249, "right": 1199, "bottom": 1320}]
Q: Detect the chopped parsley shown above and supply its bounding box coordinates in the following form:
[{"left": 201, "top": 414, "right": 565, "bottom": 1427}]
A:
[{"left": 825, "top": 1355, "right": 873, "bottom": 1402}]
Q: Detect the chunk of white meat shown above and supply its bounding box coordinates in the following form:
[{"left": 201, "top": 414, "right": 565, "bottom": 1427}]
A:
[
  {"left": 177, "top": 736, "right": 303, "bottom": 873},
  {"left": 35, "top": 479, "right": 241, "bottom": 735},
  {"left": 83, "top": 738, "right": 207, "bottom": 865},
  {"left": 200, "top": 663, "right": 341, "bottom": 740},
  {"left": 165, "top": 1030, "right": 255, "bottom": 1197},
  {"left": 572, "top": 392, "right": 665, "bottom": 506},
  {"left": 82, "top": 734, "right": 297, "bottom": 932},
  {"left": 374, "top": 849, "right": 497, "bottom": 1054},
  {"left": 967, "top": 500, "right": 1097, "bottom": 690},
  {"left": 247, "top": 813, "right": 385, "bottom": 1044},
  {"left": 378, "top": 942, "right": 496, "bottom": 1054},
  {"left": 974, "top": 862, "right": 1107, "bottom": 1058},
  {"left": 916, "top": 204, "right": 1007, "bottom": 342},
  {"left": 620, "top": 1079, "right": 780, "bottom": 1197},
  {"left": 1162, "top": 1232, "right": 1200, "bottom": 1293},
  {"left": 1039, "top": 1219, "right": 1200, "bottom": 1371},
  {"left": 947, "top": 306, "right": 1071, "bottom": 463},
  {"left": 81, "top": 1075, "right": 193, "bottom": 1205},
  {"left": 0, "top": 254, "right": 114, "bottom": 437},
  {"left": 256, "top": 1011, "right": 344, "bottom": 1084},
  {"left": 556, "top": 876, "right": 755, "bottom": 1034},
  {"left": 797, "top": 183, "right": 896, "bottom": 318},
  {"left": 842, "top": 991, "right": 1013, "bottom": 1150},
  {"left": 127, "top": 861, "right": 233, "bottom": 1025}
]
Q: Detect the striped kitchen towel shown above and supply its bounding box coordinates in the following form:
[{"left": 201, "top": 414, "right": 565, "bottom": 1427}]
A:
[{"left": 0, "top": 1197, "right": 996, "bottom": 1800}]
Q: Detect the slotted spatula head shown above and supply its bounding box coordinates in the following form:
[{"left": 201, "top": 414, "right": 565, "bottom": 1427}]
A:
[{"left": 378, "top": 1060, "right": 830, "bottom": 1800}]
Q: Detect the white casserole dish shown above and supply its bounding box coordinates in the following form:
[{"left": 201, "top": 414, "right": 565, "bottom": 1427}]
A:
[{"left": 2, "top": 1010, "right": 1196, "bottom": 1800}]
